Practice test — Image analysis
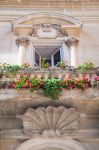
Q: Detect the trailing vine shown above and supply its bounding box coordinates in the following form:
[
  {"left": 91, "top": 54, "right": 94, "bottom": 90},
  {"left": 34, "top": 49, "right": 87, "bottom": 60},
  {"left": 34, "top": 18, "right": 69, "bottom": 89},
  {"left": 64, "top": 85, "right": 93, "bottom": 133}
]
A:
[{"left": 42, "top": 78, "right": 62, "bottom": 100}]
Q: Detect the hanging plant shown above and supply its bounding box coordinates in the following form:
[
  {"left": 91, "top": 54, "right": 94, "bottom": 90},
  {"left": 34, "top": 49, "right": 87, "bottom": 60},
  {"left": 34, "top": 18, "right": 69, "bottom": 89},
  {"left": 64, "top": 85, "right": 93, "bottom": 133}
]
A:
[{"left": 42, "top": 78, "right": 62, "bottom": 100}]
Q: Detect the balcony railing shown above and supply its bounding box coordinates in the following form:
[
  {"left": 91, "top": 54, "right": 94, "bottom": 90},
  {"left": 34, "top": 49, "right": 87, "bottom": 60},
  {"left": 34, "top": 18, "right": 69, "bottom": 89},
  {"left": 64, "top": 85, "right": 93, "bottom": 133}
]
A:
[{"left": 0, "top": 64, "right": 99, "bottom": 100}]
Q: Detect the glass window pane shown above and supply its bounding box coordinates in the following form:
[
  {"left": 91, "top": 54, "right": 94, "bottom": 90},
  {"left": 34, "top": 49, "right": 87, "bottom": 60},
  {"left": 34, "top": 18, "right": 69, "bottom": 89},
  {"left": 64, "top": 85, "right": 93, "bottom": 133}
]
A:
[
  {"left": 54, "top": 50, "right": 60, "bottom": 66},
  {"left": 35, "top": 51, "right": 40, "bottom": 66}
]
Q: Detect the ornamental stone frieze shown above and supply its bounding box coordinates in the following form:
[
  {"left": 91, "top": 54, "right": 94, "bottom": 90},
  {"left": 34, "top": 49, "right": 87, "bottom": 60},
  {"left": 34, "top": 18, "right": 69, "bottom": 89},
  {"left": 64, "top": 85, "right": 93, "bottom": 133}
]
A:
[
  {"left": 22, "top": 106, "right": 80, "bottom": 137},
  {"left": 32, "top": 23, "right": 63, "bottom": 38},
  {"left": 16, "top": 37, "right": 29, "bottom": 47}
]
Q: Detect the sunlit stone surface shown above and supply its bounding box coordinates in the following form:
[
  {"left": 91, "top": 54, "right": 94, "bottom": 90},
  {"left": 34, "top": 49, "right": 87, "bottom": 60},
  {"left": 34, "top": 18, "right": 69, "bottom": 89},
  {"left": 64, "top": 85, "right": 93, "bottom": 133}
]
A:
[{"left": 0, "top": 0, "right": 99, "bottom": 150}]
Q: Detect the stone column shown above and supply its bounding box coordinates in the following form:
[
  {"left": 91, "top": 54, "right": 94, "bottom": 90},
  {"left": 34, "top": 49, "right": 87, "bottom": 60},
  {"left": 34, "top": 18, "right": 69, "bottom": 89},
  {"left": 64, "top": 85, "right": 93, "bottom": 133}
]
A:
[
  {"left": 16, "top": 38, "right": 29, "bottom": 66},
  {"left": 65, "top": 37, "right": 79, "bottom": 67},
  {"left": 62, "top": 41, "right": 70, "bottom": 65}
]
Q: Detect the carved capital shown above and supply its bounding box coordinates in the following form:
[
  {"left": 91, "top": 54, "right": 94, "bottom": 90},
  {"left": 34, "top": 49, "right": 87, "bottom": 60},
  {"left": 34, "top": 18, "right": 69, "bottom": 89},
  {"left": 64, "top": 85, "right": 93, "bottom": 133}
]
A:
[
  {"left": 16, "top": 37, "right": 29, "bottom": 47},
  {"left": 65, "top": 37, "right": 79, "bottom": 47}
]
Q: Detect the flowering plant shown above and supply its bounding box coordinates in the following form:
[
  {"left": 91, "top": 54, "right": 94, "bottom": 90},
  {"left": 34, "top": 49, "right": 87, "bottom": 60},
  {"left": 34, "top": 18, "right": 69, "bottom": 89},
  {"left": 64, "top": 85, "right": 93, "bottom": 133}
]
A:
[
  {"left": 61, "top": 77, "right": 91, "bottom": 90},
  {"left": 30, "top": 77, "right": 41, "bottom": 92},
  {"left": 94, "top": 76, "right": 99, "bottom": 81},
  {"left": 74, "top": 78, "right": 91, "bottom": 90},
  {"left": 0, "top": 74, "right": 94, "bottom": 100},
  {"left": 15, "top": 74, "right": 30, "bottom": 89},
  {"left": 61, "top": 78, "right": 75, "bottom": 90},
  {"left": 91, "top": 76, "right": 99, "bottom": 89},
  {"left": 22, "top": 63, "right": 30, "bottom": 68}
]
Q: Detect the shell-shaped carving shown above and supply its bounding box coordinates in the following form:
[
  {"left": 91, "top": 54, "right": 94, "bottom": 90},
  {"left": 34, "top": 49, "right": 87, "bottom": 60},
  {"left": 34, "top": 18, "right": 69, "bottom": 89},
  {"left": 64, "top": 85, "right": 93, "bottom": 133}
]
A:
[{"left": 23, "top": 106, "right": 80, "bottom": 136}]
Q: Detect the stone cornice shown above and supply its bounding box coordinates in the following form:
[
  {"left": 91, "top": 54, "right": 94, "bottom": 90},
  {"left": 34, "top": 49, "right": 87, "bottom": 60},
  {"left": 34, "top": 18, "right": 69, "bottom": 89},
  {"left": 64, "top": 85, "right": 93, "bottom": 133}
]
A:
[
  {"left": 0, "top": 10, "right": 99, "bottom": 23},
  {"left": 0, "top": 0, "right": 99, "bottom": 9},
  {"left": 12, "top": 12, "right": 82, "bottom": 26}
]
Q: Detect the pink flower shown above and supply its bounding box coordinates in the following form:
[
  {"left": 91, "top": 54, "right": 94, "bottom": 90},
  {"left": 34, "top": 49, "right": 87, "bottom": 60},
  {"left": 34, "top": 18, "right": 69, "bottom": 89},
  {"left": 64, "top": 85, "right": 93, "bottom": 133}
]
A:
[{"left": 95, "top": 76, "right": 99, "bottom": 81}]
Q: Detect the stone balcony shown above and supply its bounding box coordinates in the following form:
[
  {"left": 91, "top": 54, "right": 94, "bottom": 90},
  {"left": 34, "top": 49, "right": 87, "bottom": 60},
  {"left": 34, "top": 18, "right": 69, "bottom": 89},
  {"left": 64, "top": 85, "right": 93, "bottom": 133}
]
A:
[
  {"left": 0, "top": 67, "right": 99, "bottom": 148},
  {"left": 0, "top": 67, "right": 99, "bottom": 125},
  {"left": 0, "top": 64, "right": 99, "bottom": 116}
]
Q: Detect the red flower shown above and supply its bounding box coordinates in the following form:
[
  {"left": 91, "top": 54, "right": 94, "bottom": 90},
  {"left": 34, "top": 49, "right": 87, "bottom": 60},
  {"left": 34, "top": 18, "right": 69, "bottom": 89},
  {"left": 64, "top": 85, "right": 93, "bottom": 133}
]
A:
[{"left": 39, "top": 81, "right": 45, "bottom": 88}]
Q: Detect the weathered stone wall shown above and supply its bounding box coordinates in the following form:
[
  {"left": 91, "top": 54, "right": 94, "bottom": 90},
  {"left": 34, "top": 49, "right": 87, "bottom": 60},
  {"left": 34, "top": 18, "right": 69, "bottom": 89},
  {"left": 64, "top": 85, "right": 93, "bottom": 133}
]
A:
[{"left": 0, "top": 89, "right": 99, "bottom": 150}]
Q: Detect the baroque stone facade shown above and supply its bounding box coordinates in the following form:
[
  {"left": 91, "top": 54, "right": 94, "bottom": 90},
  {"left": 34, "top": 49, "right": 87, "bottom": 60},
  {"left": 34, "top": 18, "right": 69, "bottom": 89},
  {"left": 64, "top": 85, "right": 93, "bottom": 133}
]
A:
[{"left": 0, "top": 1, "right": 99, "bottom": 150}]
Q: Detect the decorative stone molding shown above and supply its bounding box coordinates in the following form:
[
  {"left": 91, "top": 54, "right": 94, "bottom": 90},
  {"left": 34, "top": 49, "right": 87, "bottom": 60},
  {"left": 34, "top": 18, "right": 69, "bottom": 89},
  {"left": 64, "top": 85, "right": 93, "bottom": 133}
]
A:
[
  {"left": 23, "top": 106, "right": 80, "bottom": 137},
  {"left": 12, "top": 12, "right": 82, "bottom": 37},
  {"left": 13, "top": 12, "right": 82, "bottom": 27},
  {"left": 15, "top": 138, "right": 85, "bottom": 150},
  {"left": 32, "top": 23, "right": 63, "bottom": 38},
  {"left": 65, "top": 37, "right": 79, "bottom": 47},
  {"left": 1, "top": 0, "right": 99, "bottom": 10},
  {"left": 16, "top": 37, "right": 29, "bottom": 47}
]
